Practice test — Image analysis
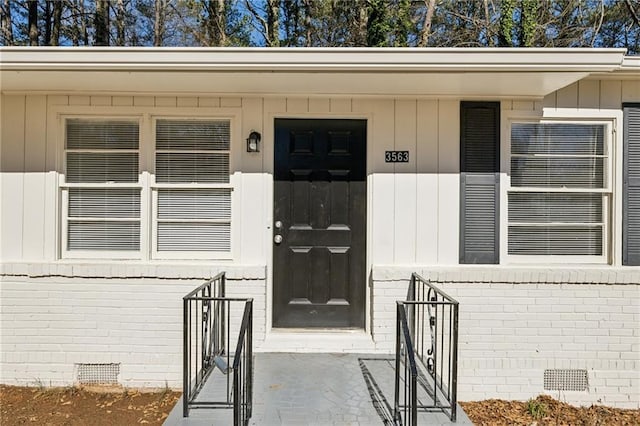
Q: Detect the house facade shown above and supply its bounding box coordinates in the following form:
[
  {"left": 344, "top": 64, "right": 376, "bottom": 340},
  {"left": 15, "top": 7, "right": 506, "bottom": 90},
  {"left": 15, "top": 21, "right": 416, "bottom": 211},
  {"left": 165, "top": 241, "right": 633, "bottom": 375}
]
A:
[{"left": 0, "top": 47, "right": 638, "bottom": 409}]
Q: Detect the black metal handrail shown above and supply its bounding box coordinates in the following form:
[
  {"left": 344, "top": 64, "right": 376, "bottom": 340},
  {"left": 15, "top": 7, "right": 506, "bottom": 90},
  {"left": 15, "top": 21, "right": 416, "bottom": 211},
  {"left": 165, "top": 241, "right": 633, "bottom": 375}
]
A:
[
  {"left": 233, "top": 299, "right": 253, "bottom": 425},
  {"left": 182, "top": 272, "right": 253, "bottom": 425},
  {"left": 394, "top": 302, "right": 419, "bottom": 426},
  {"left": 394, "top": 273, "right": 459, "bottom": 423}
]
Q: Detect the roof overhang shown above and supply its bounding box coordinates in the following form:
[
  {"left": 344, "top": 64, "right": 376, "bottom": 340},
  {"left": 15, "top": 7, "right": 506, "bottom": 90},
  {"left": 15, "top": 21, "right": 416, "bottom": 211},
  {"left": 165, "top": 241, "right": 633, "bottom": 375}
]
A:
[
  {"left": 0, "top": 47, "right": 630, "bottom": 99},
  {"left": 590, "top": 54, "right": 640, "bottom": 80}
]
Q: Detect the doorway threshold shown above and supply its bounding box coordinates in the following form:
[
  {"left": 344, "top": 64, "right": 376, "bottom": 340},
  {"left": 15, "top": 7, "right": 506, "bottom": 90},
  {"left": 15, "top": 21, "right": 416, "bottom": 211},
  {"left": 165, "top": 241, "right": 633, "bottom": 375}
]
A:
[{"left": 258, "top": 329, "right": 379, "bottom": 353}]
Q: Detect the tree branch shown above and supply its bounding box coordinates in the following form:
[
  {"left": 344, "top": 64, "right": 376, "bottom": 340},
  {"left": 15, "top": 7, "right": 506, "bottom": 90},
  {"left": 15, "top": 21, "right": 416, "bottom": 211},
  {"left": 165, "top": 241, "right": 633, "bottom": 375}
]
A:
[
  {"left": 591, "top": 0, "right": 604, "bottom": 47},
  {"left": 244, "top": 0, "right": 269, "bottom": 45},
  {"left": 625, "top": 0, "right": 640, "bottom": 27}
]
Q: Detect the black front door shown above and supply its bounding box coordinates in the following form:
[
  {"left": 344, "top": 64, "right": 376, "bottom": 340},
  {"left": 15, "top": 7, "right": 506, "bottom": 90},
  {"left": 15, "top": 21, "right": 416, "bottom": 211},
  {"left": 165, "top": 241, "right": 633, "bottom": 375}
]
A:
[{"left": 273, "top": 119, "right": 366, "bottom": 328}]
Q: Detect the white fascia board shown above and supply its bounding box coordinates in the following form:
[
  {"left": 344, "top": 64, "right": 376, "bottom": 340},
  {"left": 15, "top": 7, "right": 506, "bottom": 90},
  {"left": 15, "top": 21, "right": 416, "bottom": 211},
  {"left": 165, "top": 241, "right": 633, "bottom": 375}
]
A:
[
  {"left": 0, "top": 47, "right": 627, "bottom": 72},
  {"left": 587, "top": 55, "right": 640, "bottom": 79},
  {"left": 621, "top": 55, "right": 640, "bottom": 74}
]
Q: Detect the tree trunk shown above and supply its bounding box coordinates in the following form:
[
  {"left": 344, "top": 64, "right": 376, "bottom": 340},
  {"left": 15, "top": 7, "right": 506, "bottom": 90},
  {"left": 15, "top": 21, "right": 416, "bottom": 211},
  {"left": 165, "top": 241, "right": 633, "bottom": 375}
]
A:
[
  {"left": 483, "top": 0, "right": 492, "bottom": 46},
  {"left": 51, "top": 0, "right": 62, "bottom": 46},
  {"left": 418, "top": 0, "right": 436, "bottom": 47},
  {"left": 94, "top": 0, "right": 109, "bottom": 46},
  {"left": 70, "top": 0, "right": 90, "bottom": 46},
  {"left": 519, "top": 0, "right": 537, "bottom": 47},
  {"left": 303, "top": 0, "right": 312, "bottom": 46},
  {"left": 267, "top": 0, "right": 279, "bottom": 47},
  {"left": 207, "top": 0, "right": 226, "bottom": 46},
  {"left": 71, "top": 0, "right": 79, "bottom": 45},
  {"left": 44, "top": 0, "right": 51, "bottom": 45},
  {"left": 116, "top": 0, "right": 125, "bottom": 45},
  {"left": 281, "top": 0, "right": 299, "bottom": 46},
  {"left": 154, "top": 0, "right": 164, "bottom": 46},
  {"left": 498, "top": 0, "right": 514, "bottom": 47},
  {"left": 1, "top": 0, "right": 14, "bottom": 45},
  {"left": 355, "top": 0, "right": 368, "bottom": 46},
  {"left": 28, "top": 0, "right": 38, "bottom": 46}
]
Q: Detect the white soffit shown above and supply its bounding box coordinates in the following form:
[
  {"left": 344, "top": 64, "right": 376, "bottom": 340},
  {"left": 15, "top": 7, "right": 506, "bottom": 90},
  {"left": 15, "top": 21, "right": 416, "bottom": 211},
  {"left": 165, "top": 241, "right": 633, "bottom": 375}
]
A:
[{"left": 0, "top": 47, "right": 628, "bottom": 97}]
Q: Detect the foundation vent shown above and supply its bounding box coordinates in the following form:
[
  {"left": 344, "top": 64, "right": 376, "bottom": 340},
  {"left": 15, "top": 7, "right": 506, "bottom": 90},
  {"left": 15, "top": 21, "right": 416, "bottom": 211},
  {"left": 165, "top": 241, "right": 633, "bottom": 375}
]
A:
[
  {"left": 76, "top": 363, "right": 120, "bottom": 385},
  {"left": 543, "top": 369, "right": 588, "bottom": 392}
]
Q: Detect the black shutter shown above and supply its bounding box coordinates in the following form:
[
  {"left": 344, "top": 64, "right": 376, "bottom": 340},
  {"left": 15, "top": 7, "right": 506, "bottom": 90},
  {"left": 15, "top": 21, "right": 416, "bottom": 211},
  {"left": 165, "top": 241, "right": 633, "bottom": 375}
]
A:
[
  {"left": 623, "top": 104, "right": 640, "bottom": 266},
  {"left": 460, "top": 102, "right": 500, "bottom": 264}
]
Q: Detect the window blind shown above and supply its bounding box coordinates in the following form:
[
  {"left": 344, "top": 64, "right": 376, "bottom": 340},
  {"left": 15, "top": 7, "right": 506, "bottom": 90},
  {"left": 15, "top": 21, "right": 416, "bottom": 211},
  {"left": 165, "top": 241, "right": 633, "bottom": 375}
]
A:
[
  {"left": 157, "top": 189, "right": 231, "bottom": 220},
  {"left": 156, "top": 153, "right": 229, "bottom": 183},
  {"left": 69, "top": 188, "right": 140, "bottom": 218},
  {"left": 65, "top": 120, "right": 140, "bottom": 252},
  {"left": 155, "top": 120, "right": 232, "bottom": 253},
  {"left": 67, "top": 120, "right": 139, "bottom": 150},
  {"left": 509, "top": 123, "right": 607, "bottom": 257},
  {"left": 157, "top": 223, "right": 231, "bottom": 252},
  {"left": 68, "top": 221, "right": 140, "bottom": 251}
]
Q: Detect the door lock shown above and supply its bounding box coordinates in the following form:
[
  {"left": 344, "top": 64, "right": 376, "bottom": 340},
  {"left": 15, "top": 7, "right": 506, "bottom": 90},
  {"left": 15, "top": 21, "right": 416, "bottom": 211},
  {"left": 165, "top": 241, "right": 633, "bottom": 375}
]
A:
[{"left": 274, "top": 234, "right": 283, "bottom": 244}]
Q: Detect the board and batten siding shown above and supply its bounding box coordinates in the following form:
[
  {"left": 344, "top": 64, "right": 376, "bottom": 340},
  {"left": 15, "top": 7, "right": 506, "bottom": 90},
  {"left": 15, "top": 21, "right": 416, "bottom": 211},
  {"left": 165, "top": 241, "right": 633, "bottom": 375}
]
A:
[
  {"left": 0, "top": 94, "right": 267, "bottom": 265},
  {"left": 2, "top": 80, "right": 640, "bottom": 267},
  {"left": 2, "top": 94, "right": 466, "bottom": 267}
]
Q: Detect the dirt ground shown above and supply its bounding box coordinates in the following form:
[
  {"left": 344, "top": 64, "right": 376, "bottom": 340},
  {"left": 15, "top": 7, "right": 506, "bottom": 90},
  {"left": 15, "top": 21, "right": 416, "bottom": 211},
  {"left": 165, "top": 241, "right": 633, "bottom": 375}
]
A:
[
  {"left": 461, "top": 395, "right": 640, "bottom": 426},
  {"left": 2, "top": 386, "right": 639, "bottom": 426},
  {"left": 0, "top": 385, "right": 180, "bottom": 426}
]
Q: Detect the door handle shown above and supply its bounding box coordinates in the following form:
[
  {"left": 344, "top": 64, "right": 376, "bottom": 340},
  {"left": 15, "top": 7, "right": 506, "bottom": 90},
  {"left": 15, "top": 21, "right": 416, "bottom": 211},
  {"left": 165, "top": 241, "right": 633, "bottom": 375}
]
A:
[{"left": 274, "top": 235, "right": 283, "bottom": 244}]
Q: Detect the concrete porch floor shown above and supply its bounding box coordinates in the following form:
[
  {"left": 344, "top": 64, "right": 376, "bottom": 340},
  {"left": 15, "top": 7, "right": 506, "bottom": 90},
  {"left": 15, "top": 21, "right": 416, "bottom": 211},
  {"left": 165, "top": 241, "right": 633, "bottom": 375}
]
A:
[{"left": 165, "top": 353, "right": 471, "bottom": 425}]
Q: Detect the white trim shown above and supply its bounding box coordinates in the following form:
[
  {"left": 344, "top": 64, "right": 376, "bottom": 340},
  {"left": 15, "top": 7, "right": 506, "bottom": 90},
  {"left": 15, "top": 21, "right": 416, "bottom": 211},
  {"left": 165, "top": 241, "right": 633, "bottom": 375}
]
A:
[
  {"left": 501, "top": 110, "right": 623, "bottom": 265},
  {"left": 60, "top": 115, "right": 144, "bottom": 260},
  {"left": 263, "top": 111, "right": 374, "bottom": 337},
  {"left": 0, "top": 47, "right": 627, "bottom": 72},
  {"left": 1, "top": 48, "right": 630, "bottom": 100},
  {"left": 149, "top": 115, "right": 238, "bottom": 261},
  {"left": 53, "top": 104, "right": 243, "bottom": 261}
]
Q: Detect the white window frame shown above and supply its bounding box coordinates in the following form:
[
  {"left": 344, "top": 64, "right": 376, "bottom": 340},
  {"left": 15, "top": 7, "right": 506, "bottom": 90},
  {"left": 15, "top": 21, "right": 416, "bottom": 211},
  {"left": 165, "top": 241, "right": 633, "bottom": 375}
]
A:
[
  {"left": 57, "top": 107, "right": 240, "bottom": 261},
  {"left": 501, "top": 109, "right": 621, "bottom": 265},
  {"left": 60, "top": 115, "right": 146, "bottom": 260},
  {"left": 150, "top": 115, "right": 237, "bottom": 260}
]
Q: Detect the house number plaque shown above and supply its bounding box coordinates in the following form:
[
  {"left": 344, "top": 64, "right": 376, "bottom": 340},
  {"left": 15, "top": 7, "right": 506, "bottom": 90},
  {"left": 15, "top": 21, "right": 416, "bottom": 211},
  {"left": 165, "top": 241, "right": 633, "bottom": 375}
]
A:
[{"left": 385, "top": 151, "right": 409, "bottom": 163}]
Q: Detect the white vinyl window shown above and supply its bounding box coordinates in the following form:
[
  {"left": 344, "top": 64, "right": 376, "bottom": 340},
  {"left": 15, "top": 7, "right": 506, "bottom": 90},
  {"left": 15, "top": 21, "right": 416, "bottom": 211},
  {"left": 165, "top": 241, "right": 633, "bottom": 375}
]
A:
[
  {"left": 508, "top": 121, "right": 611, "bottom": 262},
  {"left": 153, "top": 119, "right": 232, "bottom": 257},
  {"left": 63, "top": 119, "right": 141, "bottom": 255}
]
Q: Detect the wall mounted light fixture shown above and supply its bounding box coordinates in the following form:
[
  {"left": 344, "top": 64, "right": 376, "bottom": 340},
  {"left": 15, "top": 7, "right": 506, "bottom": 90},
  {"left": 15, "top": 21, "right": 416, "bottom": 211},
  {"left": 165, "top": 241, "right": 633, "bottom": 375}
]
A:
[{"left": 246, "top": 131, "right": 261, "bottom": 153}]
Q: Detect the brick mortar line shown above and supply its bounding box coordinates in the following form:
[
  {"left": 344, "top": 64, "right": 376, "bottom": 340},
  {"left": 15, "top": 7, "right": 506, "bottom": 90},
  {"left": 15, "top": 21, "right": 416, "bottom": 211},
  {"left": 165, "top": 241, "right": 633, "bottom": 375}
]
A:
[
  {"left": 0, "top": 273, "right": 265, "bottom": 281},
  {"left": 372, "top": 268, "right": 640, "bottom": 285}
]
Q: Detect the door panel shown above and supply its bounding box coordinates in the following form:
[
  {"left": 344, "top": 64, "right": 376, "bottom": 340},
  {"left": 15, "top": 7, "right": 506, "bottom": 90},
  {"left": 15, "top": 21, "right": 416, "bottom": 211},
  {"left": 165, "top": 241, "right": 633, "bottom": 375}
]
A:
[{"left": 273, "top": 119, "right": 366, "bottom": 328}]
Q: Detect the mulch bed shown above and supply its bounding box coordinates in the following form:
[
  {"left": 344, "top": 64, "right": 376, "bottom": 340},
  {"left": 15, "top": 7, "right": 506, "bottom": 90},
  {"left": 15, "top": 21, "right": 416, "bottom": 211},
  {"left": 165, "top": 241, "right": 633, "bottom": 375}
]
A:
[
  {"left": 460, "top": 394, "right": 640, "bottom": 426},
  {"left": 2, "top": 385, "right": 639, "bottom": 425},
  {"left": 0, "top": 385, "right": 180, "bottom": 425}
]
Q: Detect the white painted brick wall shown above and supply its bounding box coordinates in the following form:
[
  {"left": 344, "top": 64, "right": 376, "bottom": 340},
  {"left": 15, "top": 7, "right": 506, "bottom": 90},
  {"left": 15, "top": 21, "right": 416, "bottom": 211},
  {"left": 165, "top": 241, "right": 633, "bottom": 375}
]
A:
[
  {"left": 0, "top": 272, "right": 266, "bottom": 388},
  {"left": 3, "top": 263, "right": 638, "bottom": 409},
  {"left": 371, "top": 267, "right": 640, "bottom": 409}
]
